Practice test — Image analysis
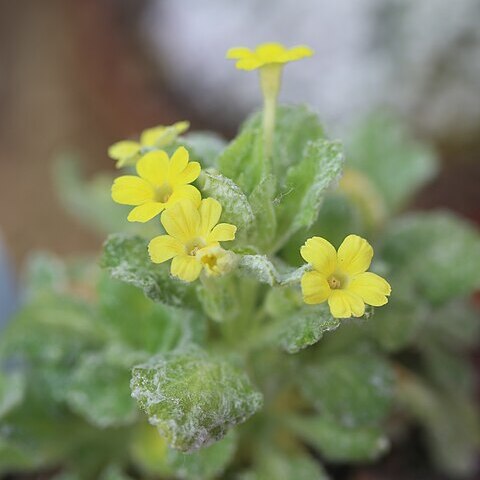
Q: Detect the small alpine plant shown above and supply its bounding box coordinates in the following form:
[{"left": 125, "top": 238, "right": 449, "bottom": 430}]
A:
[{"left": 1, "top": 43, "right": 479, "bottom": 480}]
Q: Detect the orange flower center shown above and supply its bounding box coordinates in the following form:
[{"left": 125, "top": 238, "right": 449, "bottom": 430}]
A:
[
  {"left": 185, "top": 238, "right": 206, "bottom": 256},
  {"left": 328, "top": 272, "right": 348, "bottom": 290}
]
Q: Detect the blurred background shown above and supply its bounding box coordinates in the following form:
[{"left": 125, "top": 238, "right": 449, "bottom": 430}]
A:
[{"left": 0, "top": 0, "right": 480, "bottom": 312}]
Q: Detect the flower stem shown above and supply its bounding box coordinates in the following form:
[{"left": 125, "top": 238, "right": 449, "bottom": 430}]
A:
[{"left": 259, "top": 64, "right": 282, "bottom": 170}]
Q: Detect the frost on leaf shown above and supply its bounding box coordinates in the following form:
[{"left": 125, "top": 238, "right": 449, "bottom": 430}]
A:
[
  {"left": 238, "top": 255, "right": 308, "bottom": 286},
  {"left": 287, "top": 415, "right": 389, "bottom": 462},
  {"left": 200, "top": 170, "right": 255, "bottom": 235},
  {"left": 0, "top": 371, "right": 25, "bottom": 419},
  {"left": 300, "top": 349, "right": 394, "bottom": 428},
  {"left": 380, "top": 212, "right": 480, "bottom": 304},
  {"left": 277, "top": 138, "right": 345, "bottom": 243},
  {"left": 130, "top": 346, "right": 263, "bottom": 452},
  {"left": 278, "top": 304, "right": 341, "bottom": 354},
  {"left": 101, "top": 234, "right": 198, "bottom": 307}
]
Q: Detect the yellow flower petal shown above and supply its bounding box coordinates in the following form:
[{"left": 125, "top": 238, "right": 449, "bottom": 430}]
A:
[
  {"left": 136, "top": 151, "right": 169, "bottom": 186},
  {"left": 108, "top": 141, "right": 140, "bottom": 166},
  {"left": 199, "top": 198, "right": 222, "bottom": 237},
  {"left": 171, "top": 161, "right": 201, "bottom": 186},
  {"left": 208, "top": 223, "right": 237, "bottom": 243},
  {"left": 301, "top": 271, "right": 331, "bottom": 305},
  {"left": 226, "top": 47, "right": 252, "bottom": 59},
  {"left": 161, "top": 200, "right": 200, "bottom": 243},
  {"left": 127, "top": 202, "right": 164, "bottom": 223},
  {"left": 148, "top": 235, "right": 184, "bottom": 264},
  {"left": 140, "top": 126, "right": 166, "bottom": 147},
  {"left": 337, "top": 235, "right": 373, "bottom": 276},
  {"left": 172, "top": 121, "right": 190, "bottom": 135},
  {"left": 169, "top": 146, "right": 189, "bottom": 178},
  {"left": 328, "top": 290, "right": 365, "bottom": 318},
  {"left": 168, "top": 185, "right": 201, "bottom": 208},
  {"left": 285, "top": 45, "right": 314, "bottom": 61},
  {"left": 170, "top": 255, "right": 202, "bottom": 282},
  {"left": 348, "top": 272, "right": 391, "bottom": 307},
  {"left": 255, "top": 42, "right": 286, "bottom": 61},
  {"left": 111, "top": 176, "right": 154, "bottom": 205},
  {"left": 300, "top": 237, "right": 337, "bottom": 277}
]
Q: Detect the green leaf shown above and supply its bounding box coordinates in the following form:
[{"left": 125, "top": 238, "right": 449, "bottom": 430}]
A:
[
  {"left": 65, "top": 348, "right": 142, "bottom": 428},
  {"left": 278, "top": 304, "right": 341, "bottom": 354},
  {"left": 238, "top": 255, "right": 307, "bottom": 287},
  {"left": 249, "top": 175, "right": 277, "bottom": 251},
  {"left": 99, "top": 465, "right": 135, "bottom": 480},
  {"left": 421, "top": 343, "right": 476, "bottom": 396},
  {"left": 398, "top": 372, "right": 480, "bottom": 477},
  {"left": 98, "top": 275, "right": 206, "bottom": 353},
  {"left": 367, "top": 277, "right": 426, "bottom": 352},
  {"left": 53, "top": 156, "right": 158, "bottom": 237},
  {"left": 424, "top": 299, "right": 480, "bottom": 350},
  {"left": 130, "top": 346, "right": 263, "bottom": 452},
  {"left": 0, "top": 371, "right": 25, "bottom": 419},
  {"left": 199, "top": 169, "right": 255, "bottom": 237},
  {"left": 299, "top": 349, "right": 394, "bottom": 427},
  {"left": 242, "top": 104, "right": 326, "bottom": 178},
  {"left": 22, "top": 252, "right": 68, "bottom": 300},
  {"left": 380, "top": 212, "right": 480, "bottom": 304},
  {"left": 217, "top": 122, "right": 264, "bottom": 195},
  {"left": 276, "top": 139, "right": 344, "bottom": 244},
  {"left": 101, "top": 234, "right": 198, "bottom": 307},
  {"left": 181, "top": 131, "right": 227, "bottom": 168},
  {"left": 248, "top": 447, "right": 329, "bottom": 480},
  {"left": 286, "top": 415, "right": 389, "bottom": 462},
  {"left": 131, "top": 423, "right": 237, "bottom": 479},
  {"left": 348, "top": 112, "right": 437, "bottom": 211}
]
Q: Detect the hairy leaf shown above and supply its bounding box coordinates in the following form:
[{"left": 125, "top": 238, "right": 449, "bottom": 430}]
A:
[
  {"left": 300, "top": 349, "right": 394, "bottom": 427},
  {"left": 287, "top": 415, "right": 389, "bottom": 462},
  {"left": 101, "top": 234, "right": 198, "bottom": 308},
  {"left": 130, "top": 346, "right": 263, "bottom": 452}
]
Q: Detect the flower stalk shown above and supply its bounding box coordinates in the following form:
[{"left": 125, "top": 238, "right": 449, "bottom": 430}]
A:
[{"left": 259, "top": 64, "right": 282, "bottom": 163}]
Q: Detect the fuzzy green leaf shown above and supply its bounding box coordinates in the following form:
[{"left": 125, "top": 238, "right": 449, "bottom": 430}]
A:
[
  {"left": 278, "top": 304, "right": 341, "bottom": 354},
  {"left": 53, "top": 156, "right": 158, "bottom": 237},
  {"left": 247, "top": 447, "right": 329, "bottom": 480},
  {"left": 199, "top": 169, "right": 255, "bottom": 237},
  {"left": 398, "top": 373, "right": 480, "bottom": 477},
  {"left": 217, "top": 124, "right": 264, "bottom": 195},
  {"left": 287, "top": 415, "right": 389, "bottom": 462},
  {"left": 300, "top": 350, "right": 394, "bottom": 427},
  {"left": 181, "top": 131, "right": 227, "bottom": 168},
  {"left": 380, "top": 212, "right": 480, "bottom": 304},
  {"left": 0, "top": 371, "right": 24, "bottom": 419},
  {"left": 98, "top": 275, "right": 206, "bottom": 353},
  {"left": 101, "top": 234, "right": 198, "bottom": 307},
  {"left": 65, "top": 348, "right": 142, "bottom": 428},
  {"left": 238, "top": 255, "right": 307, "bottom": 286},
  {"left": 130, "top": 346, "right": 263, "bottom": 452},
  {"left": 276, "top": 139, "right": 344, "bottom": 243},
  {"left": 348, "top": 112, "right": 437, "bottom": 211},
  {"left": 131, "top": 424, "right": 236, "bottom": 479}
]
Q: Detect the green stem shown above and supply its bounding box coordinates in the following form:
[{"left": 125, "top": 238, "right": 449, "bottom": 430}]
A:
[{"left": 259, "top": 64, "right": 282, "bottom": 169}]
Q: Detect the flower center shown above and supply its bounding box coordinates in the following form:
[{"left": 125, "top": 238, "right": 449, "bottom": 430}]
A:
[
  {"left": 200, "top": 254, "right": 218, "bottom": 270},
  {"left": 154, "top": 183, "right": 173, "bottom": 203},
  {"left": 185, "top": 238, "right": 206, "bottom": 256},
  {"left": 328, "top": 272, "right": 349, "bottom": 290}
]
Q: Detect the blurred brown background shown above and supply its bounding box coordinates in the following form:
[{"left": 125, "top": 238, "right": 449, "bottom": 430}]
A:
[
  {"left": 0, "top": 0, "right": 479, "bottom": 270},
  {"left": 0, "top": 0, "right": 195, "bottom": 267}
]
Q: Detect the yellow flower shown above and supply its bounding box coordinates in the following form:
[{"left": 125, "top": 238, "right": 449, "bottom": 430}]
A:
[
  {"left": 226, "top": 42, "right": 314, "bottom": 70},
  {"left": 111, "top": 146, "right": 201, "bottom": 223},
  {"left": 300, "top": 235, "right": 391, "bottom": 318},
  {"left": 148, "top": 198, "right": 237, "bottom": 282},
  {"left": 108, "top": 121, "right": 189, "bottom": 168}
]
